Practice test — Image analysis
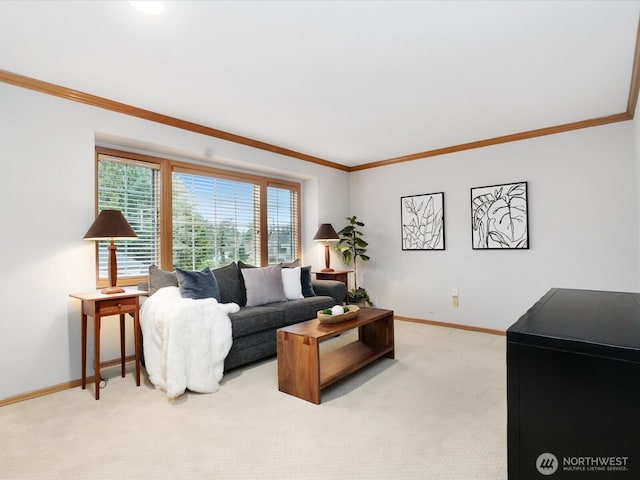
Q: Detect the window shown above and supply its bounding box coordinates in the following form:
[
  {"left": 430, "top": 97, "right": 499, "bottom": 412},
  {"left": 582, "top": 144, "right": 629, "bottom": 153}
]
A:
[
  {"left": 95, "top": 148, "right": 300, "bottom": 286},
  {"left": 96, "top": 149, "right": 161, "bottom": 287}
]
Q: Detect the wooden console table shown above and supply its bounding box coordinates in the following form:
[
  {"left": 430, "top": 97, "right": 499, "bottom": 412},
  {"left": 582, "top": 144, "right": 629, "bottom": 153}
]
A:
[
  {"left": 69, "top": 289, "right": 146, "bottom": 400},
  {"left": 277, "top": 307, "right": 394, "bottom": 404}
]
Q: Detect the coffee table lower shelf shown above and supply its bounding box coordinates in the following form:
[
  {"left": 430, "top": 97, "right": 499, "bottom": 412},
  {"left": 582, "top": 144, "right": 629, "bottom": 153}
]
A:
[
  {"left": 277, "top": 307, "right": 395, "bottom": 404},
  {"left": 320, "top": 342, "right": 393, "bottom": 389}
]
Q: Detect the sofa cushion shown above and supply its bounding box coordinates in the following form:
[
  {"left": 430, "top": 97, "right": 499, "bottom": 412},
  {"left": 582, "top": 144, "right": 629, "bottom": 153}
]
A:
[
  {"left": 224, "top": 329, "right": 278, "bottom": 371},
  {"left": 228, "top": 306, "right": 284, "bottom": 338},
  {"left": 212, "top": 262, "right": 243, "bottom": 305},
  {"left": 148, "top": 265, "right": 178, "bottom": 296},
  {"left": 241, "top": 264, "right": 287, "bottom": 307},
  {"left": 281, "top": 266, "right": 304, "bottom": 300},
  {"left": 176, "top": 267, "right": 221, "bottom": 301},
  {"left": 281, "top": 296, "right": 336, "bottom": 326}
]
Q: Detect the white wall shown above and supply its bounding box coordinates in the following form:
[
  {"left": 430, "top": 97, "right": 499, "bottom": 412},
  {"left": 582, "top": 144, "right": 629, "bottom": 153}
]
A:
[
  {"left": 0, "top": 82, "right": 349, "bottom": 400},
  {"left": 348, "top": 122, "right": 638, "bottom": 330}
]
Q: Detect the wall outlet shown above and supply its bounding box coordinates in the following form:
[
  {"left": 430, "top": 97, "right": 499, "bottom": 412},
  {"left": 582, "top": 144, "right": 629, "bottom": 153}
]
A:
[{"left": 452, "top": 287, "right": 459, "bottom": 307}]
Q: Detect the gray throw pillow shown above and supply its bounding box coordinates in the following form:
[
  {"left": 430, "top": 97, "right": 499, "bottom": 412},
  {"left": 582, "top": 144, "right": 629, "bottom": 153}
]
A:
[
  {"left": 241, "top": 264, "right": 287, "bottom": 307},
  {"left": 148, "top": 265, "right": 178, "bottom": 296},
  {"left": 212, "top": 262, "right": 243, "bottom": 305},
  {"left": 176, "top": 267, "right": 221, "bottom": 301}
]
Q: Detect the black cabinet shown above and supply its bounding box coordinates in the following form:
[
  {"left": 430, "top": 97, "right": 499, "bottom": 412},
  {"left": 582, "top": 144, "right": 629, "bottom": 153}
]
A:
[{"left": 507, "top": 288, "right": 640, "bottom": 479}]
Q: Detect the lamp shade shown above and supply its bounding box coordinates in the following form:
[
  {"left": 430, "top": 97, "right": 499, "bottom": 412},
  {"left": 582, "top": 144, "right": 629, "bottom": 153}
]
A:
[
  {"left": 313, "top": 223, "right": 339, "bottom": 242},
  {"left": 84, "top": 209, "right": 137, "bottom": 240}
]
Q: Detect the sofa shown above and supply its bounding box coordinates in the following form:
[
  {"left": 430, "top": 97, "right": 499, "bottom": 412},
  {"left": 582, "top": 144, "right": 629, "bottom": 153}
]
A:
[{"left": 141, "top": 261, "right": 346, "bottom": 371}]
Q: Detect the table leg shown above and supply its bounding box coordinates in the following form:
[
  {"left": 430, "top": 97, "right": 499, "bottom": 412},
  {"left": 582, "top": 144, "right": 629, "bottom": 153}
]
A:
[
  {"left": 277, "top": 331, "right": 320, "bottom": 404},
  {"left": 94, "top": 315, "right": 100, "bottom": 400},
  {"left": 359, "top": 313, "right": 395, "bottom": 359},
  {"left": 119, "top": 314, "right": 125, "bottom": 378},
  {"left": 81, "top": 313, "right": 87, "bottom": 390},
  {"left": 133, "top": 305, "right": 141, "bottom": 386}
]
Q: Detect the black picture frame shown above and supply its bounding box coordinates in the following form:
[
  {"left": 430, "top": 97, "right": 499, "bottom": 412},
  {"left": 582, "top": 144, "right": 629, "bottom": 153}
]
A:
[
  {"left": 401, "top": 192, "right": 445, "bottom": 250},
  {"left": 471, "top": 181, "right": 529, "bottom": 250}
]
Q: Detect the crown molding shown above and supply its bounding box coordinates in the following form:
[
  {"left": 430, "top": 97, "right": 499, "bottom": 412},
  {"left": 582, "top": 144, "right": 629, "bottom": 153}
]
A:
[{"left": 627, "top": 15, "right": 640, "bottom": 118}]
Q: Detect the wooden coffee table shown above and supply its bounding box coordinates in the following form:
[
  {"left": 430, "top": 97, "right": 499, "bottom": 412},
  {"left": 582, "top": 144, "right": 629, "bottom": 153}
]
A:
[{"left": 277, "top": 307, "right": 394, "bottom": 404}]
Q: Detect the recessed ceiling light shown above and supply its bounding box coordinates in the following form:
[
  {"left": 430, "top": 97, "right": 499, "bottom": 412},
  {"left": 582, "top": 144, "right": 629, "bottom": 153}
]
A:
[{"left": 128, "top": 1, "right": 165, "bottom": 15}]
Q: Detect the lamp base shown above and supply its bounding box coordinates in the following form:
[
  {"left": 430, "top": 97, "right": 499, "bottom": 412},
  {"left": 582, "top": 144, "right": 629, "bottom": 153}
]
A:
[
  {"left": 320, "top": 268, "right": 335, "bottom": 272},
  {"left": 100, "top": 286, "right": 125, "bottom": 294}
]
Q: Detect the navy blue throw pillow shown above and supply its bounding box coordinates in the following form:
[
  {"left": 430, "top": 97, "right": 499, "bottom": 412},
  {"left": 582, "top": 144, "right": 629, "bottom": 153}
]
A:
[
  {"left": 300, "top": 266, "right": 316, "bottom": 297},
  {"left": 176, "top": 267, "right": 221, "bottom": 301}
]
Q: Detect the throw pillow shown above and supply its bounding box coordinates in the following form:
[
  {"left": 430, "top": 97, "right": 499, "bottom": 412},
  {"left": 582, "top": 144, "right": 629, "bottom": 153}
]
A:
[
  {"left": 238, "top": 261, "right": 257, "bottom": 306},
  {"left": 176, "top": 267, "right": 221, "bottom": 301},
  {"left": 281, "top": 266, "right": 304, "bottom": 300},
  {"left": 149, "top": 265, "right": 178, "bottom": 296},
  {"left": 212, "top": 262, "right": 243, "bottom": 305},
  {"left": 300, "top": 265, "right": 316, "bottom": 297},
  {"left": 241, "top": 264, "right": 287, "bottom": 307},
  {"left": 281, "top": 262, "right": 316, "bottom": 298}
]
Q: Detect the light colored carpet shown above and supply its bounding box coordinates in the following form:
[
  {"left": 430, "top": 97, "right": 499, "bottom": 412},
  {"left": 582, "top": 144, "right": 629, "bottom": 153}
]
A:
[{"left": 0, "top": 321, "right": 507, "bottom": 479}]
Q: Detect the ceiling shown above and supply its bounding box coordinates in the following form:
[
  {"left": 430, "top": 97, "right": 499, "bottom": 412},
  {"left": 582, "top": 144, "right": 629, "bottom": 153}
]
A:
[{"left": 1, "top": 0, "right": 639, "bottom": 168}]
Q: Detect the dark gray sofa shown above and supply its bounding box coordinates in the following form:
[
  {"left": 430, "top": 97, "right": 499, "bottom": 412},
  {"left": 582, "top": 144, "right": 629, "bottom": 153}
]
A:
[{"left": 141, "top": 263, "right": 346, "bottom": 371}]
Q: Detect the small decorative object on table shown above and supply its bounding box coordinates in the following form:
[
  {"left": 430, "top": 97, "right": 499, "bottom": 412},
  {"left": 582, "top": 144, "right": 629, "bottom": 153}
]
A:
[{"left": 317, "top": 305, "right": 360, "bottom": 324}]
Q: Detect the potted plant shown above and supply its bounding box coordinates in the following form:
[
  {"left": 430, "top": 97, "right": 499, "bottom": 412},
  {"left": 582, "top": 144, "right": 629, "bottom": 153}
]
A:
[{"left": 336, "top": 216, "right": 373, "bottom": 306}]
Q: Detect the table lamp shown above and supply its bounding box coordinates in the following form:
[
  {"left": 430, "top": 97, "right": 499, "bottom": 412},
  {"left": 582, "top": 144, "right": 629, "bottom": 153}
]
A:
[
  {"left": 84, "top": 209, "right": 137, "bottom": 294},
  {"left": 313, "top": 223, "right": 339, "bottom": 272}
]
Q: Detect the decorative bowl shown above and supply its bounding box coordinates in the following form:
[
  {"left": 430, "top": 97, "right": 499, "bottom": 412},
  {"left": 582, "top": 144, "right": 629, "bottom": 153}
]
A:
[{"left": 317, "top": 305, "right": 360, "bottom": 324}]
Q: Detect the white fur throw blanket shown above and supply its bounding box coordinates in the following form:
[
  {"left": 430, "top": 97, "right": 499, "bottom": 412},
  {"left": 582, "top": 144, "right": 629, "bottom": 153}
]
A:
[{"left": 140, "top": 286, "right": 239, "bottom": 399}]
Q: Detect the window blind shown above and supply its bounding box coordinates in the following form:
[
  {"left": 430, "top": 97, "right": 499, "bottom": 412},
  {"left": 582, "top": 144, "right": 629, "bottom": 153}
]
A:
[
  {"left": 97, "top": 154, "right": 161, "bottom": 280},
  {"left": 267, "top": 184, "right": 299, "bottom": 264},
  {"left": 172, "top": 170, "right": 261, "bottom": 270}
]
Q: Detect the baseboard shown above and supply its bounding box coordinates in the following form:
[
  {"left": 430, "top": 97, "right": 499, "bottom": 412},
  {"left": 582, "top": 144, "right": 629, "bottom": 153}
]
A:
[
  {"left": 0, "top": 355, "right": 136, "bottom": 408},
  {"left": 394, "top": 315, "right": 506, "bottom": 336}
]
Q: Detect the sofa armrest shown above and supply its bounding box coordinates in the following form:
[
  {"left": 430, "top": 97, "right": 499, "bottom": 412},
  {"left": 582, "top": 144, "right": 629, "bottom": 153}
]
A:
[{"left": 312, "top": 279, "right": 347, "bottom": 305}]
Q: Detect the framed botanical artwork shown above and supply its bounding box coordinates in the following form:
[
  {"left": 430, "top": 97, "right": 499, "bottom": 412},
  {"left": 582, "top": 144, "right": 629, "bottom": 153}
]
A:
[
  {"left": 471, "top": 181, "right": 529, "bottom": 249},
  {"left": 401, "top": 192, "right": 445, "bottom": 250}
]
